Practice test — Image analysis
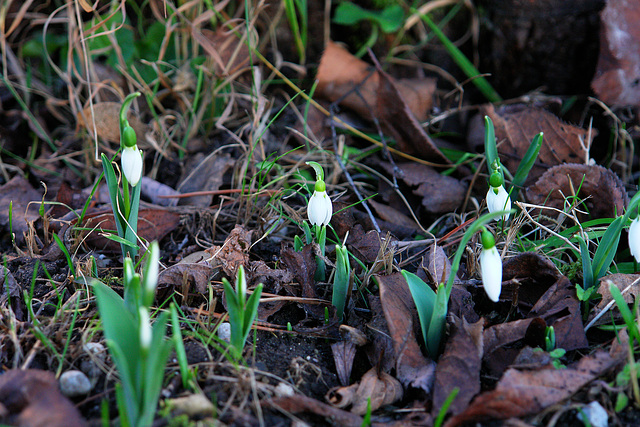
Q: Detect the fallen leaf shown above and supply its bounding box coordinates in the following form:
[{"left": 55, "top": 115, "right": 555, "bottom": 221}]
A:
[
  {"left": 140, "top": 176, "right": 180, "bottom": 207},
  {"left": 331, "top": 341, "right": 357, "bottom": 387},
  {"left": 380, "top": 162, "right": 466, "bottom": 214},
  {"left": 418, "top": 243, "right": 457, "bottom": 286},
  {"left": 374, "top": 69, "right": 451, "bottom": 164},
  {"left": 177, "top": 153, "right": 235, "bottom": 207},
  {"left": 591, "top": 0, "right": 640, "bottom": 107},
  {"left": 529, "top": 276, "right": 588, "bottom": 351},
  {"left": 588, "top": 273, "right": 640, "bottom": 328},
  {"left": 0, "top": 176, "right": 42, "bottom": 244},
  {"left": 483, "top": 104, "right": 593, "bottom": 185},
  {"left": 525, "top": 163, "right": 628, "bottom": 221},
  {"left": 280, "top": 245, "right": 325, "bottom": 320},
  {"left": 502, "top": 252, "right": 562, "bottom": 310},
  {"left": 205, "top": 225, "right": 253, "bottom": 277},
  {"left": 368, "top": 199, "right": 420, "bottom": 232},
  {"left": 432, "top": 316, "right": 484, "bottom": 417},
  {"left": 0, "top": 369, "right": 86, "bottom": 427},
  {"left": 76, "top": 208, "right": 181, "bottom": 252},
  {"left": 77, "top": 102, "right": 147, "bottom": 144},
  {"left": 194, "top": 26, "right": 250, "bottom": 77},
  {"left": 157, "top": 262, "right": 217, "bottom": 295},
  {"left": 327, "top": 368, "right": 403, "bottom": 415},
  {"left": 316, "top": 41, "right": 435, "bottom": 123},
  {"left": 376, "top": 272, "right": 436, "bottom": 392},
  {"left": 445, "top": 349, "right": 624, "bottom": 426},
  {"left": 262, "top": 394, "right": 364, "bottom": 426}
]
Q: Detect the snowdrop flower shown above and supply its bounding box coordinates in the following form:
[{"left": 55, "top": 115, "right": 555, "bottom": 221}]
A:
[
  {"left": 139, "top": 306, "right": 152, "bottom": 353},
  {"left": 120, "top": 125, "right": 142, "bottom": 187},
  {"left": 629, "top": 217, "right": 640, "bottom": 263},
  {"left": 307, "top": 179, "right": 332, "bottom": 226},
  {"left": 121, "top": 145, "right": 143, "bottom": 187},
  {"left": 486, "top": 172, "right": 511, "bottom": 221},
  {"left": 480, "top": 228, "right": 502, "bottom": 302}
]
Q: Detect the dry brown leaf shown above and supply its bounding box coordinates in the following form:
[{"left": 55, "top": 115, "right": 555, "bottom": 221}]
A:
[
  {"left": 483, "top": 104, "right": 592, "bottom": 185},
  {"left": 0, "top": 369, "right": 86, "bottom": 427},
  {"left": 525, "top": 163, "right": 628, "bottom": 221},
  {"left": 77, "top": 208, "right": 181, "bottom": 252},
  {"left": 433, "top": 316, "right": 484, "bottom": 417},
  {"left": 331, "top": 341, "right": 357, "bottom": 387},
  {"left": 280, "top": 245, "right": 325, "bottom": 320},
  {"left": 177, "top": 153, "right": 235, "bottom": 207},
  {"left": 205, "top": 225, "right": 253, "bottom": 277},
  {"left": 0, "top": 176, "right": 42, "bottom": 244},
  {"left": 418, "top": 242, "right": 457, "bottom": 286},
  {"left": 193, "top": 27, "right": 250, "bottom": 77},
  {"left": 376, "top": 272, "right": 436, "bottom": 392},
  {"left": 446, "top": 349, "right": 624, "bottom": 426},
  {"left": 327, "top": 368, "right": 403, "bottom": 415},
  {"left": 592, "top": 0, "right": 640, "bottom": 106},
  {"left": 588, "top": 273, "right": 640, "bottom": 328},
  {"left": 157, "top": 262, "right": 218, "bottom": 295},
  {"left": 77, "top": 102, "right": 148, "bottom": 144},
  {"left": 316, "top": 41, "right": 435, "bottom": 122},
  {"left": 381, "top": 162, "right": 466, "bottom": 214},
  {"left": 529, "top": 277, "right": 588, "bottom": 351},
  {"left": 263, "top": 394, "right": 364, "bottom": 426}
]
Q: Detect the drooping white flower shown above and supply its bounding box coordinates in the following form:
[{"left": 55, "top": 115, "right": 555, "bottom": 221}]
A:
[
  {"left": 486, "top": 185, "right": 511, "bottom": 221},
  {"left": 480, "top": 229, "right": 502, "bottom": 302},
  {"left": 121, "top": 145, "right": 143, "bottom": 187},
  {"left": 629, "top": 217, "right": 640, "bottom": 263},
  {"left": 139, "top": 306, "right": 152, "bottom": 352},
  {"left": 307, "top": 180, "right": 332, "bottom": 226}
]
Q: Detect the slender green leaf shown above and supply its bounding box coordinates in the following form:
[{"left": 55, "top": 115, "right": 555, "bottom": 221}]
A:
[
  {"left": 426, "top": 284, "right": 448, "bottom": 359},
  {"left": 511, "top": 132, "right": 543, "bottom": 199},
  {"left": 578, "top": 236, "right": 594, "bottom": 289},
  {"left": 402, "top": 270, "right": 437, "bottom": 349}
]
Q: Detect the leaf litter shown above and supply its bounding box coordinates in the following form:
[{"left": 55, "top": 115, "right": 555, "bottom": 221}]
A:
[{"left": 1, "top": 1, "right": 640, "bottom": 426}]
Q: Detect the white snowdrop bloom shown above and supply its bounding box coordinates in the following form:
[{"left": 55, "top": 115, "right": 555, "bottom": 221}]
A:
[
  {"left": 629, "top": 217, "right": 640, "bottom": 263},
  {"left": 480, "top": 230, "right": 502, "bottom": 302},
  {"left": 486, "top": 185, "right": 511, "bottom": 221},
  {"left": 121, "top": 145, "right": 143, "bottom": 187},
  {"left": 139, "top": 307, "right": 152, "bottom": 352},
  {"left": 307, "top": 181, "right": 332, "bottom": 226}
]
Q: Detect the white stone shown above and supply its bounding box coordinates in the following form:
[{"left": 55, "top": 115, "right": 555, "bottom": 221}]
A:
[
  {"left": 577, "top": 401, "right": 608, "bottom": 427},
  {"left": 275, "top": 382, "right": 295, "bottom": 397},
  {"left": 218, "top": 322, "right": 232, "bottom": 343},
  {"left": 59, "top": 370, "right": 92, "bottom": 397}
]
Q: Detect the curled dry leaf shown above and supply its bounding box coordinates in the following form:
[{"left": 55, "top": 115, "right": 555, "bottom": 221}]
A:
[
  {"left": 327, "top": 368, "right": 403, "bottom": 415},
  {"left": 483, "top": 104, "right": 592, "bottom": 185},
  {"left": 591, "top": 0, "right": 640, "bottom": 106},
  {"left": 262, "top": 394, "right": 364, "bottom": 426},
  {"left": 331, "top": 341, "right": 357, "bottom": 387},
  {"left": 316, "top": 41, "right": 435, "bottom": 123},
  {"left": 77, "top": 102, "right": 148, "bottom": 144},
  {"left": 525, "top": 163, "right": 628, "bottom": 221},
  {"left": 587, "top": 273, "right": 640, "bottom": 328}
]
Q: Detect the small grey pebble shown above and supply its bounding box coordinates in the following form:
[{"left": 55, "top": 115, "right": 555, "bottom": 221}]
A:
[
  {"left": 217, "top": 322, "right": 231, "bottom": 343},
  {"left": 59, "top": 370, "right": 92, "bottom": 397}
]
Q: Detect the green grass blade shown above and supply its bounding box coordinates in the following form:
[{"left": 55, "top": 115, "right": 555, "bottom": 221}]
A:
[{"left": 511, "top": 132, "right": 543, "bottom": 199}]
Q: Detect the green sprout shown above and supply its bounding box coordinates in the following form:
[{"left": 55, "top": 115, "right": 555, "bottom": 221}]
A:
[{"left": 222, "top": 265, "right": 263, "bottom": 360}]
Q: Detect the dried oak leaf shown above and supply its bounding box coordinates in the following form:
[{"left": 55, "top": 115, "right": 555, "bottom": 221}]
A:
[
  {"left": 483, "top": 104, "right": 592, "bottom": 185},
  {"left": 591, "top": 0, "right": 640, "bottom": 107},
  {"left": 381, "top": 162, "right": 466, "bottom": 214},
  {"left": 525, "top": 163, "right": 628, "bottom": 221},
  {"left": 445, "top": 349, "right": 624, "bottom": 426},
  {"left": 326, "top": 368, "right": 403, "bottom": 415},
  {"left": 433, "top": 316, "right": 484, "bottom": 417},
  {"left": 588, "top": 273, "right": 640, "bottom": 328},
  {"left": 316, "top": 41, "right": 435, "bottom": 123},
  {"left": 376, "top": 272, "right": 436, "bottom": 392},
  {"left": 77, "top": 102, "right": 147, "bottom": 144},
  {"left": 205, "top": 225, "right": 253, "bottom": 277},
  {"left": 0, "top": 369, "right": 86, "bottom": 427}
]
